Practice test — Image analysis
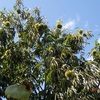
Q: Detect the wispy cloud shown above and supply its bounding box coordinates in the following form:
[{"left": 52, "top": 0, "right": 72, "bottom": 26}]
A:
[
  {"left": 95, "top": 24, "right": 99, "bottom": 28},
  {"left": 63, "top": 20, "right": 75, "bottom": 30},
  {"left": 76, "top": 15, "right": 80, "bottom": 22},
  {"left": 87, "top": 56, "right": 93, "bottom": 61},
  {"left": 62, "top": 15, "right": 90, "bottom": 30},
  {"left": 94, "top": 24, "right": 100, "bottom": 32},
  {"left": 98, "top": 38, "right": 100, "bottom": 43},
  {"left": 84, "top": 21, "right": 89, "bottom": 28},
  {"left": 62, "top": 14, "right": 80, "bottom": 30}
]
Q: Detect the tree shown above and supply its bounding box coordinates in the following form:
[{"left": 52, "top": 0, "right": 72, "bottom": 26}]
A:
[{"left": 0, "top": 0, "right": 100, "bottom": 100}]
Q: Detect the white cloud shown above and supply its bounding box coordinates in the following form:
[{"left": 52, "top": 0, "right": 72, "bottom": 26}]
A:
[
  {"left": 62, "top": 14, "right": 80, "bottom": 30},
  {"left": 95, "top": 24, "right": 99, "bottom": 28},
  {"left": 98, "top": 38, "right": 100, "bottom": 43},
  {"left": 84, "top": 21, "right": 89, "bottom": 28},
  {"left": 76, "top": 15, "right": 80, "bottom": 22},
  {"left": 94, "top": 25, "right": 100, "bottom": 32},
  {"left": 87, "top": 56, "right": 93, "bottom": 61},
  {"left": 63, "top": 20, "right": 75, "bottom": 30}
]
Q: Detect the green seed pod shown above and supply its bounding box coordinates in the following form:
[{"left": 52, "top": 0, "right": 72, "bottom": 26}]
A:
[
  {"left": 65, "top": 70, "right": 75, "bottom": 79},
  {"left": 56, "top": 23, "right": 62, "bottom": 29},
  {"left": 92, "top": 49, "right": 96, "bottom": 55},
  {"left": 4, "top": 21, "right": 10, "bottom": 27},
  {"left": 5, "top": 50, "right": 11, "bottom": 56},
  {"left": 35, "top": 23, "right": 47, "bottom": 33},
  {"left": 43, "top": 24, "right": 48, "bottom": 30},
  {"left": 83, "top": 33, "right": 87, "bottom": 37},
  {"left": 65, "top": 70, "right": 72, "bottom": 77},
  {"left": 18, "top": 33, "right": 21, "bottom": 38},
  {"left": 17, "top": 9, "right": 21, "bottom": 14},
  {"left": 78, "top": 29, "right": 83, "bottom": 34}
]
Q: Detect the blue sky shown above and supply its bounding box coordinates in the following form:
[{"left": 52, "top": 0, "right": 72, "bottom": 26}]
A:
[{"left": 0, "top": 1, "right": 100, "bottom": 56}]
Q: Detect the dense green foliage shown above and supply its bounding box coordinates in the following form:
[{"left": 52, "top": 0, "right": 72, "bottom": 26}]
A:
[{"left": 0, "top": 0, "right": 100, "bottom": 100}]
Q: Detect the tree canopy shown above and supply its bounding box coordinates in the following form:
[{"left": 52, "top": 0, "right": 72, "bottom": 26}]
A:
[{"left": 0, "top": 0, "right": 100, "bottom": 100}]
